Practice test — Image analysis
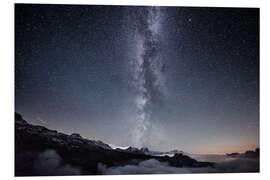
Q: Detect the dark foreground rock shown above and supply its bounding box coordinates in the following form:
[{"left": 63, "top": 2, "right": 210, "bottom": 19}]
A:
[{"left": 15, "top": 113, "right": 214, "bottom": 176}]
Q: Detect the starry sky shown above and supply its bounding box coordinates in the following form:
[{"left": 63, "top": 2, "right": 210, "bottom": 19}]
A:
[{"left": 15, "top": 4, "right": 259, "bottom": 154}]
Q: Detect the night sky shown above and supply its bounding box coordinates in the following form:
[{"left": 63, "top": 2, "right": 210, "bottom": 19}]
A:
[{"left": 15, "top": 4, "right": 259, "bottom": 154}]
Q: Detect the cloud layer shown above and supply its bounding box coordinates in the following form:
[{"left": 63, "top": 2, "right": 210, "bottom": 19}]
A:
[
  {"left": 34, "top": 149, "right": 81, "bottom": 175},
  {"left": 98, "top": 157, "right": 259, "bottom": 175}
]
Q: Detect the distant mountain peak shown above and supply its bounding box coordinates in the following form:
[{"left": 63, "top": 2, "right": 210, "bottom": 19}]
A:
[
  {"left": 140, "top": 147, "right": 150, "bottom": 153},
  {"left": 126, "top": 146, "right": 139, "bottom": 152},
  {"left": 169, "top": 149, "right": 184, "bottom": 154}
]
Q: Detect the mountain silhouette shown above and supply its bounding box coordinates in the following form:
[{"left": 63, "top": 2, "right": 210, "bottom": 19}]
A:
[{"left": 15, "top": 112, "right": 214, "bottom": 176}]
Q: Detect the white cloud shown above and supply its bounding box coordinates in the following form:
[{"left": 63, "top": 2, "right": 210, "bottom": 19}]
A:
[
  {"left": 34, "top": 149, "right": 81, "bottom": 175},
  {"left": 98, "top": 157, "right": 259, "bottom": 175}
]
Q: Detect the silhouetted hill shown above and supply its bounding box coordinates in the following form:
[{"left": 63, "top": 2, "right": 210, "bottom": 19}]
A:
[
  {"left": 15, "top": 112, "right": 214, "bottom": 176},
  {"left": 226, "top": 148, "right": 259, "bottom": 158}
]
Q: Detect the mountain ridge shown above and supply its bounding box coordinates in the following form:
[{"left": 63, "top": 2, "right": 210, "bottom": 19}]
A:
[{"left": 15, "top": 112, "right": 214, "bottom": 176}]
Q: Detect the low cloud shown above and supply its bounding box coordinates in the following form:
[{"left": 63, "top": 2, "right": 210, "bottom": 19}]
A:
[
  {"left": 98, "top": 159, "right": 212, "bottom": 174},
  {"left": 98, "top": 157, "right": 259, "bottom": 175},
  {"left": 34, "top": 149, "right": 81, "bottom": 175},
  {"left": 189, "top": 154, "right": 229, "bottom": 163},
  {"left": 215, "top": 158, "right": 259, "bottom": 173}
]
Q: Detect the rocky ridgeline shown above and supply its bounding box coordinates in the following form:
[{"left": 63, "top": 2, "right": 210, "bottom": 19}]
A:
[
  {"left": 15, "top": 113, "right": 214, "bottom": 176},
  {"left": 15, "top": 113, "right": 112, "bottom": 151},
  {"left": 226, "top": 148, "right": 259, "bottom": 158}
]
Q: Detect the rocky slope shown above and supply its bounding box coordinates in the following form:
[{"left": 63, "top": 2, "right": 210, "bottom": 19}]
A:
[{"left": 15, "top": 113, "right": 214, "bottom": 176}]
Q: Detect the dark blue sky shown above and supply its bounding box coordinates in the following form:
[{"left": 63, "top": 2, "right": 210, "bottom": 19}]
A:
[{"left": 15, "top": 4, "right": 259, "bottom": 154}]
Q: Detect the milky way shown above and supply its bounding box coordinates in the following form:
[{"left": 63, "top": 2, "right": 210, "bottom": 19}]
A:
[
  {"left": 15, "top": 4, "right": 259, "bottom": 153},
  {"left": 129, "top": 7, "right": 167, "bottom": 147}
]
